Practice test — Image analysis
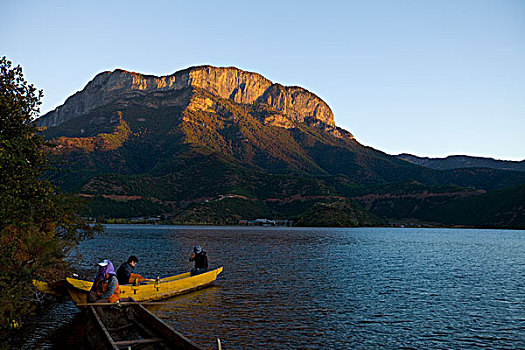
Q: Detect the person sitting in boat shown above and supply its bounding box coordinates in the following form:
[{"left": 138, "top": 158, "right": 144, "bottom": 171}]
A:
[
  {"left": 189, "top": 246, "right": 208, "bottom": 276},
  {"left": 116, "top": 255, "right": 155, "bottom": 285},
  {"left": 89, "top": 259, "right": 120, "bottom": 303}
]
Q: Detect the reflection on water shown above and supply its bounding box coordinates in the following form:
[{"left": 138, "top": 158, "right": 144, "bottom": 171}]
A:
[
  {"left": 145, "top": 287, "right": 223, "bottom": 349},
  {"left": 16, "top": 300, "right": 84, "bottom": 349},
  {"left": 35, "top": 312, "right": 90, "bottom": 350},
  {"left": 24, "top": 226, "right": 525, "bottom": 349}
]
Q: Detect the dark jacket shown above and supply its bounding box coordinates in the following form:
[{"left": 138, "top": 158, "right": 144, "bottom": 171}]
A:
[
  {"left": 189, "top": 251, "right": 208, "bottom": 269},
  {"left": 117, "top": 262, "right": 134, "bottom": 285}
]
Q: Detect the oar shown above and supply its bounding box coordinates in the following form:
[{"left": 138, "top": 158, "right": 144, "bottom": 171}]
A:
[{"left": 77, "top": 301, "right": 188, "bottom": 306}]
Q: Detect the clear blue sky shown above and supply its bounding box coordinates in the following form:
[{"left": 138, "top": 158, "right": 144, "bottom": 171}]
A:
[{"left": 2, "top": 0, "right": 524, "bottom": 160}]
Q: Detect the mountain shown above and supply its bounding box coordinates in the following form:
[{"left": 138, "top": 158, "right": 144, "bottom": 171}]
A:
[
  {"left": 38, "top": 66, "right": 525, "bottom": 228},
  {"left": 396, "top": 154, "right": 525, "bottom": 172},
  {"left": 38, "top": 66, "right": 335, "bottom": 128}
]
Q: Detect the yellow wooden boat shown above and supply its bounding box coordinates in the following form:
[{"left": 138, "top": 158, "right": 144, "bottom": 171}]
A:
[
  {"left": 66, "top": 267, "right": 223, "bottom": 308},
  {"left": 32, "top": 279, "right": 68, "bottom": 296}
]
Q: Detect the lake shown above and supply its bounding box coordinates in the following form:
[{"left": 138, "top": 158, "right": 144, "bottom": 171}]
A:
[{"left": 22, "top": 226, "right": 525, "bottom": 349}]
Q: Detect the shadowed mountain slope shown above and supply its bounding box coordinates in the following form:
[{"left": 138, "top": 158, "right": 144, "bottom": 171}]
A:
[{"left": 397, "top": 154, "right": 525, "bottom": 172}]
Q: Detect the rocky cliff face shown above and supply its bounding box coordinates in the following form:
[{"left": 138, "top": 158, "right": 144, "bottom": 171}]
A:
[
  {"left": 38, "top": 66, "right": 335, "bottom": 128},
  {"left": 257, "top": 84, "right": 333, "bottom": 126}
]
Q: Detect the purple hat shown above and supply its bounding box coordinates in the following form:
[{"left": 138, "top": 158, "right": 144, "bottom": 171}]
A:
[{"left": 96, "top": 259, "right": 116, "bottom": 281}]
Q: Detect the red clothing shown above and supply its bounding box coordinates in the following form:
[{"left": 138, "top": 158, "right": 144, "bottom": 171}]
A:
[
  {"left": 129, "top": 273, "right": 148, "bottom": 284},
  {"left": 94, "top": 274, "right": 120, "bottom": 303}
]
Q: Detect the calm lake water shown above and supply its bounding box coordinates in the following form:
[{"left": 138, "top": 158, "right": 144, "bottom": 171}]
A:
[{"left": 22, "top": 226, "right": 525, "bottom": 349}]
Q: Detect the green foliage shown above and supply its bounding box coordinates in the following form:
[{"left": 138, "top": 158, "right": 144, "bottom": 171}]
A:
[
  {"left": 397, "top": 154, "right": 525, "bottom": 172},
  {"left": 349, "top": 181, "right": 481, "bottom": 223},
  {"left": 171, "top": 198, "right": 271, "bottom": 225},
  {"left": 0, "top": 57, "right": 99, "bottom": 332},
  {"left": 98, "top": 113, "right": 132, "bottom": 148},
  {"left": 0, "top": 224, "right": 62, "bottom": 330},
  {"left": 82, "top": 196, "right": 169, "bottom": 219},
  {"left": 422, "top": 184, "right": 525, "bottom": 228},
  {"left": 349, "top": 181, "right": 525, "bottom": 228},
  {"left": 294, "top": 200, "right": 384, "bottom": 227}
]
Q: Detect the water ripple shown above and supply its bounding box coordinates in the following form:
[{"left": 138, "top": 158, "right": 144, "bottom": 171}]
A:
[{"left": 23, "top": 226, "right": 525, "bottom": 349}]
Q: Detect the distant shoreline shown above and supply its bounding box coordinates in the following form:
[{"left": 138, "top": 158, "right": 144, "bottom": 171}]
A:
[{"left": 91, "top": 221, "right": 525, "bottom": 231}]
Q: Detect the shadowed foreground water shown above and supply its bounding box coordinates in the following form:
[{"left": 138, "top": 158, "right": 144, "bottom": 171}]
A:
[{"left": 24, "top": 226, "right": 525, "bottom": 349}]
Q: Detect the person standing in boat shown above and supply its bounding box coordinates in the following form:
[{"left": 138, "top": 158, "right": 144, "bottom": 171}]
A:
[
  {"left": 116, "top": 255, "right": 155, "bottom": 285},
  {"left": 189, "top": 246, "right": 208, "bottom": 276},
  {"left": 89, "top": 259, "right": 120, "bottom": 303}
]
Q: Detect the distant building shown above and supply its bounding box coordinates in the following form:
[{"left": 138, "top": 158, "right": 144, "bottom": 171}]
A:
[{"left": 240, "top": 218, "right": 294, "bottom": 227}]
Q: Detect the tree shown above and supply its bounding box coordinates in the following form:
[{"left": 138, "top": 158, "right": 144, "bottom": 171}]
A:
[{"left": 0, "top": 57, "right": 99, "bottom": 331}]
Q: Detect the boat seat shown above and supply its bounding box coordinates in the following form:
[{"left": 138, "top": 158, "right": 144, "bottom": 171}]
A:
[
  {"left": 107, "top": 323, "right": 135, "bottom": 332},
  {"left": 114, "top": 337, "right": 162, "bottom": 347}
]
